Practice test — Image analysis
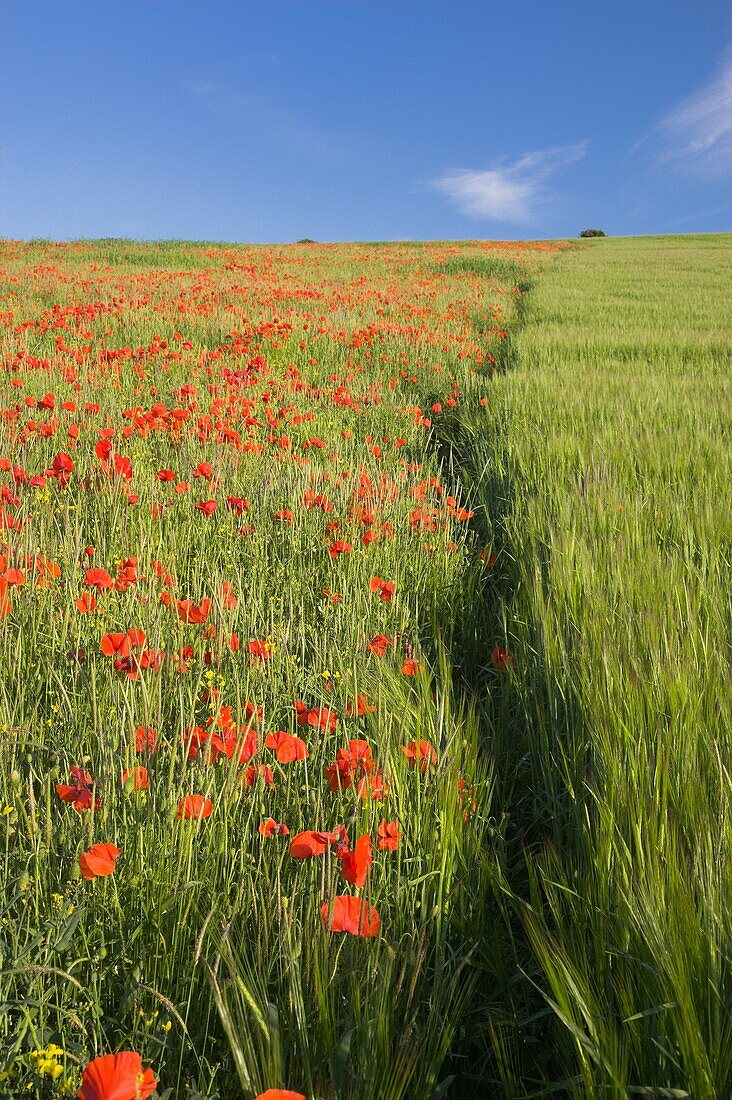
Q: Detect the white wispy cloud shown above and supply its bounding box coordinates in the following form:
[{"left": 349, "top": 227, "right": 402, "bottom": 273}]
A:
[
  {"left": 656, "top": 48, "right": 732, "bottom": 177},
  {"left": 430, "top": 142, "right": 588, "bottom": 223}
]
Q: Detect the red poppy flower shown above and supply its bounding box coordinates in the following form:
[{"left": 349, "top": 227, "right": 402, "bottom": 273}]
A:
[
  {"left": 273, "top": 509, "right": 295, "bottom": 524},
  {"left": 33, "top": 556, "right": 61, "bottom": 582},
  {"left": 77, "top": 1051, "right": 157, "bottom": 1100},
  {"left": 138, "top": 648, "right": 163, "bottom": 672},
  {"left": 184, "top": 725, "right": 208, "bottom": 761},
  {"left": 325, "top": 739, "right": 374, "bottom": 792},
  {"left": 328, "top": 540, "right": 352, "bottom": 558},
  {"left": 255, "top": 1091, "right": 306, "bottom": 1100},
  {"left": 366, "top": 634, "right": 392, "bottom": 657},
  {"left": 56, "top": 766, "right": 100, "bottom": 813},
  {"left": 135, "top": 725, "right": 159, "bottom": 752},
  {"left": 340, "top": 834, "right": 372, "bottom": 887},
  {"left": 369, "top": 577, "right": 395, "bottom": 602},
  {"left": 242, "top": 764, "right": 275, "bottom": 788},
  {"left": 220, "top": 581, "right": 238, "bottom": 609},
  {"left": 79, "top": 842, "right": 121, "bottom": 881},
  {"left": 479, "top": 548, "right": 497, "bottom": 569},
  {"left": 265, "top": 731, "right": 309, "bottom": 763},
  {"left": 302, "top": 489, "right": 333, "bottom": 513},
  {"left": 101, "top": 633, "right": 132, "bottom": 658},
  {"left": 255, "top": 1091, "right": 307, "bottom": 1100},
  {"left": 377, "top": 820, "right": 401, "bottom": 851},
  {"left": 324, "top": 756, "right": 349, "bottom": 793},
  {"left": 196, "top": 499, "right": 217, "bottom": 517},
  {"left": 345, "top": 694, "right": 376, "bottom": 717},
  {"left": 115, "top": 559, "right": 139, "bottom": 591},
  {"left": 76, "top": 592, "right": 97, "bottom": 614},
  {"left": 356, "top": 770, "right": 386, "bottom": 800},
  {"left": 0, "top": 578, "right": 11, "bottom": 620},
  {"left": 289, "top": 830, "right": 338, "bottom": 858},
  {"left": 50, "top": 452, "right": 74, "bottom": 474},
  {"left": 122, "top": 767, "right": 149, "bottom": 790},
  {"left": 208, "top": 726, "right": 257, "bottom": 766},
  {"left": 3, "top": 567, "right": 25, "bottom": 587},
  {"left": 293, "top": 700, "right": 338, "bottom": 733},
  {"left": 243, "top": 700, "right": 263, "bottom": 725},
  {"left": 177, "top": 795, "right": 213, "bottom": 820},
  {"left": 320, "top": 895, "right": 381, "bottom": 938},
  {"left": 401, "top": 739, "right": 437, "bottom": 773},
  {"left": 401, "top": 658, "right": 424, "bottom": 676},
  {"left": 86, "top": 568, "right": 114, "bottom": 590},
  {"left": 457, "top": 777, "right": 478, "bottom": 821},
  {"left": 259, "top": 818, "right": 290, "bottom": 838},
  {"left": 63, "top": 765, "right": 92, "bottom": 788},
  {"left": 113, "top": 454, "right": 133, "bottom": 481},
  {"left": 171, "top": 645, "right": 195, "bottom": 673},
  {"left": 490, "top": 646, "right": 512, "bottom": 671},
  {"left": 175, "top": 598, "right": 211, "bottom": 624},
  {"left": 247, "top": 639, "right": 273, "bottom": 661},
  {"left": 57, "top": 786, "right": 97, "bottom": 811},
  {"left": 321, "top": 588, "right": 342, "bottom": 605}
]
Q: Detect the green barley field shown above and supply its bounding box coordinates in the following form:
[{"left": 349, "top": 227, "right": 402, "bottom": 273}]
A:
[{"left": 0, "top": 233, "right": 730, "bottom": 1099}]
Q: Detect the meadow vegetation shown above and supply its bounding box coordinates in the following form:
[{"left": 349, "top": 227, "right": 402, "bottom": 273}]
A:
[{"left": 0, "top": 233, "right": 730, "bottom": 1098}]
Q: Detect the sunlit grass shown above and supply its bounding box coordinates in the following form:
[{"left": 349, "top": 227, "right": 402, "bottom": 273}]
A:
[
  {"left": 0, "top": 236, "right": 554, "bottom": 1098},
  {"left": 456, "top": 234, "right": 732, "bottom": 1096},
  {"left": 1, "top": 233, "right": 730, "bottom": 1097}
]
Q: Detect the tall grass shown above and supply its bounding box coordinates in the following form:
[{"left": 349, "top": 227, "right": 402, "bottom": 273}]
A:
[
  {"left": 0, "top": 236, "right": 548, "bottom": 1097},
  {"left": 454, "top": 235, "right": 732, "bottom": 1096},
  {"left": 1, "top": 232, "right": 730, "bottom": 1097}
]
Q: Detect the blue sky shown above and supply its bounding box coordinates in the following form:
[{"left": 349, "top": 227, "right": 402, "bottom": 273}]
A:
[{"left": 1, "top": 1, "right": 731, "bottom": 242}]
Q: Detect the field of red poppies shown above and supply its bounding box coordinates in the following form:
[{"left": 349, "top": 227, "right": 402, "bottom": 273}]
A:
[{"left": 0, "top": 238, "right": 566, "bottom": 1098}]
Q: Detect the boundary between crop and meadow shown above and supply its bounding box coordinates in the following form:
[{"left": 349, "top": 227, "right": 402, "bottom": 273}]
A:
[
  {"left": 420, "top": 252, "right": 563, "bottom": 1092},
  {"left": 428, "top": 235, "right": 732, "bottom": 1096}
]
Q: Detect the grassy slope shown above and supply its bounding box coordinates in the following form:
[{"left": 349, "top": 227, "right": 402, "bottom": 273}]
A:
[{"left": 469, "top": 235, "right": 732, "bottom": 1095}]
